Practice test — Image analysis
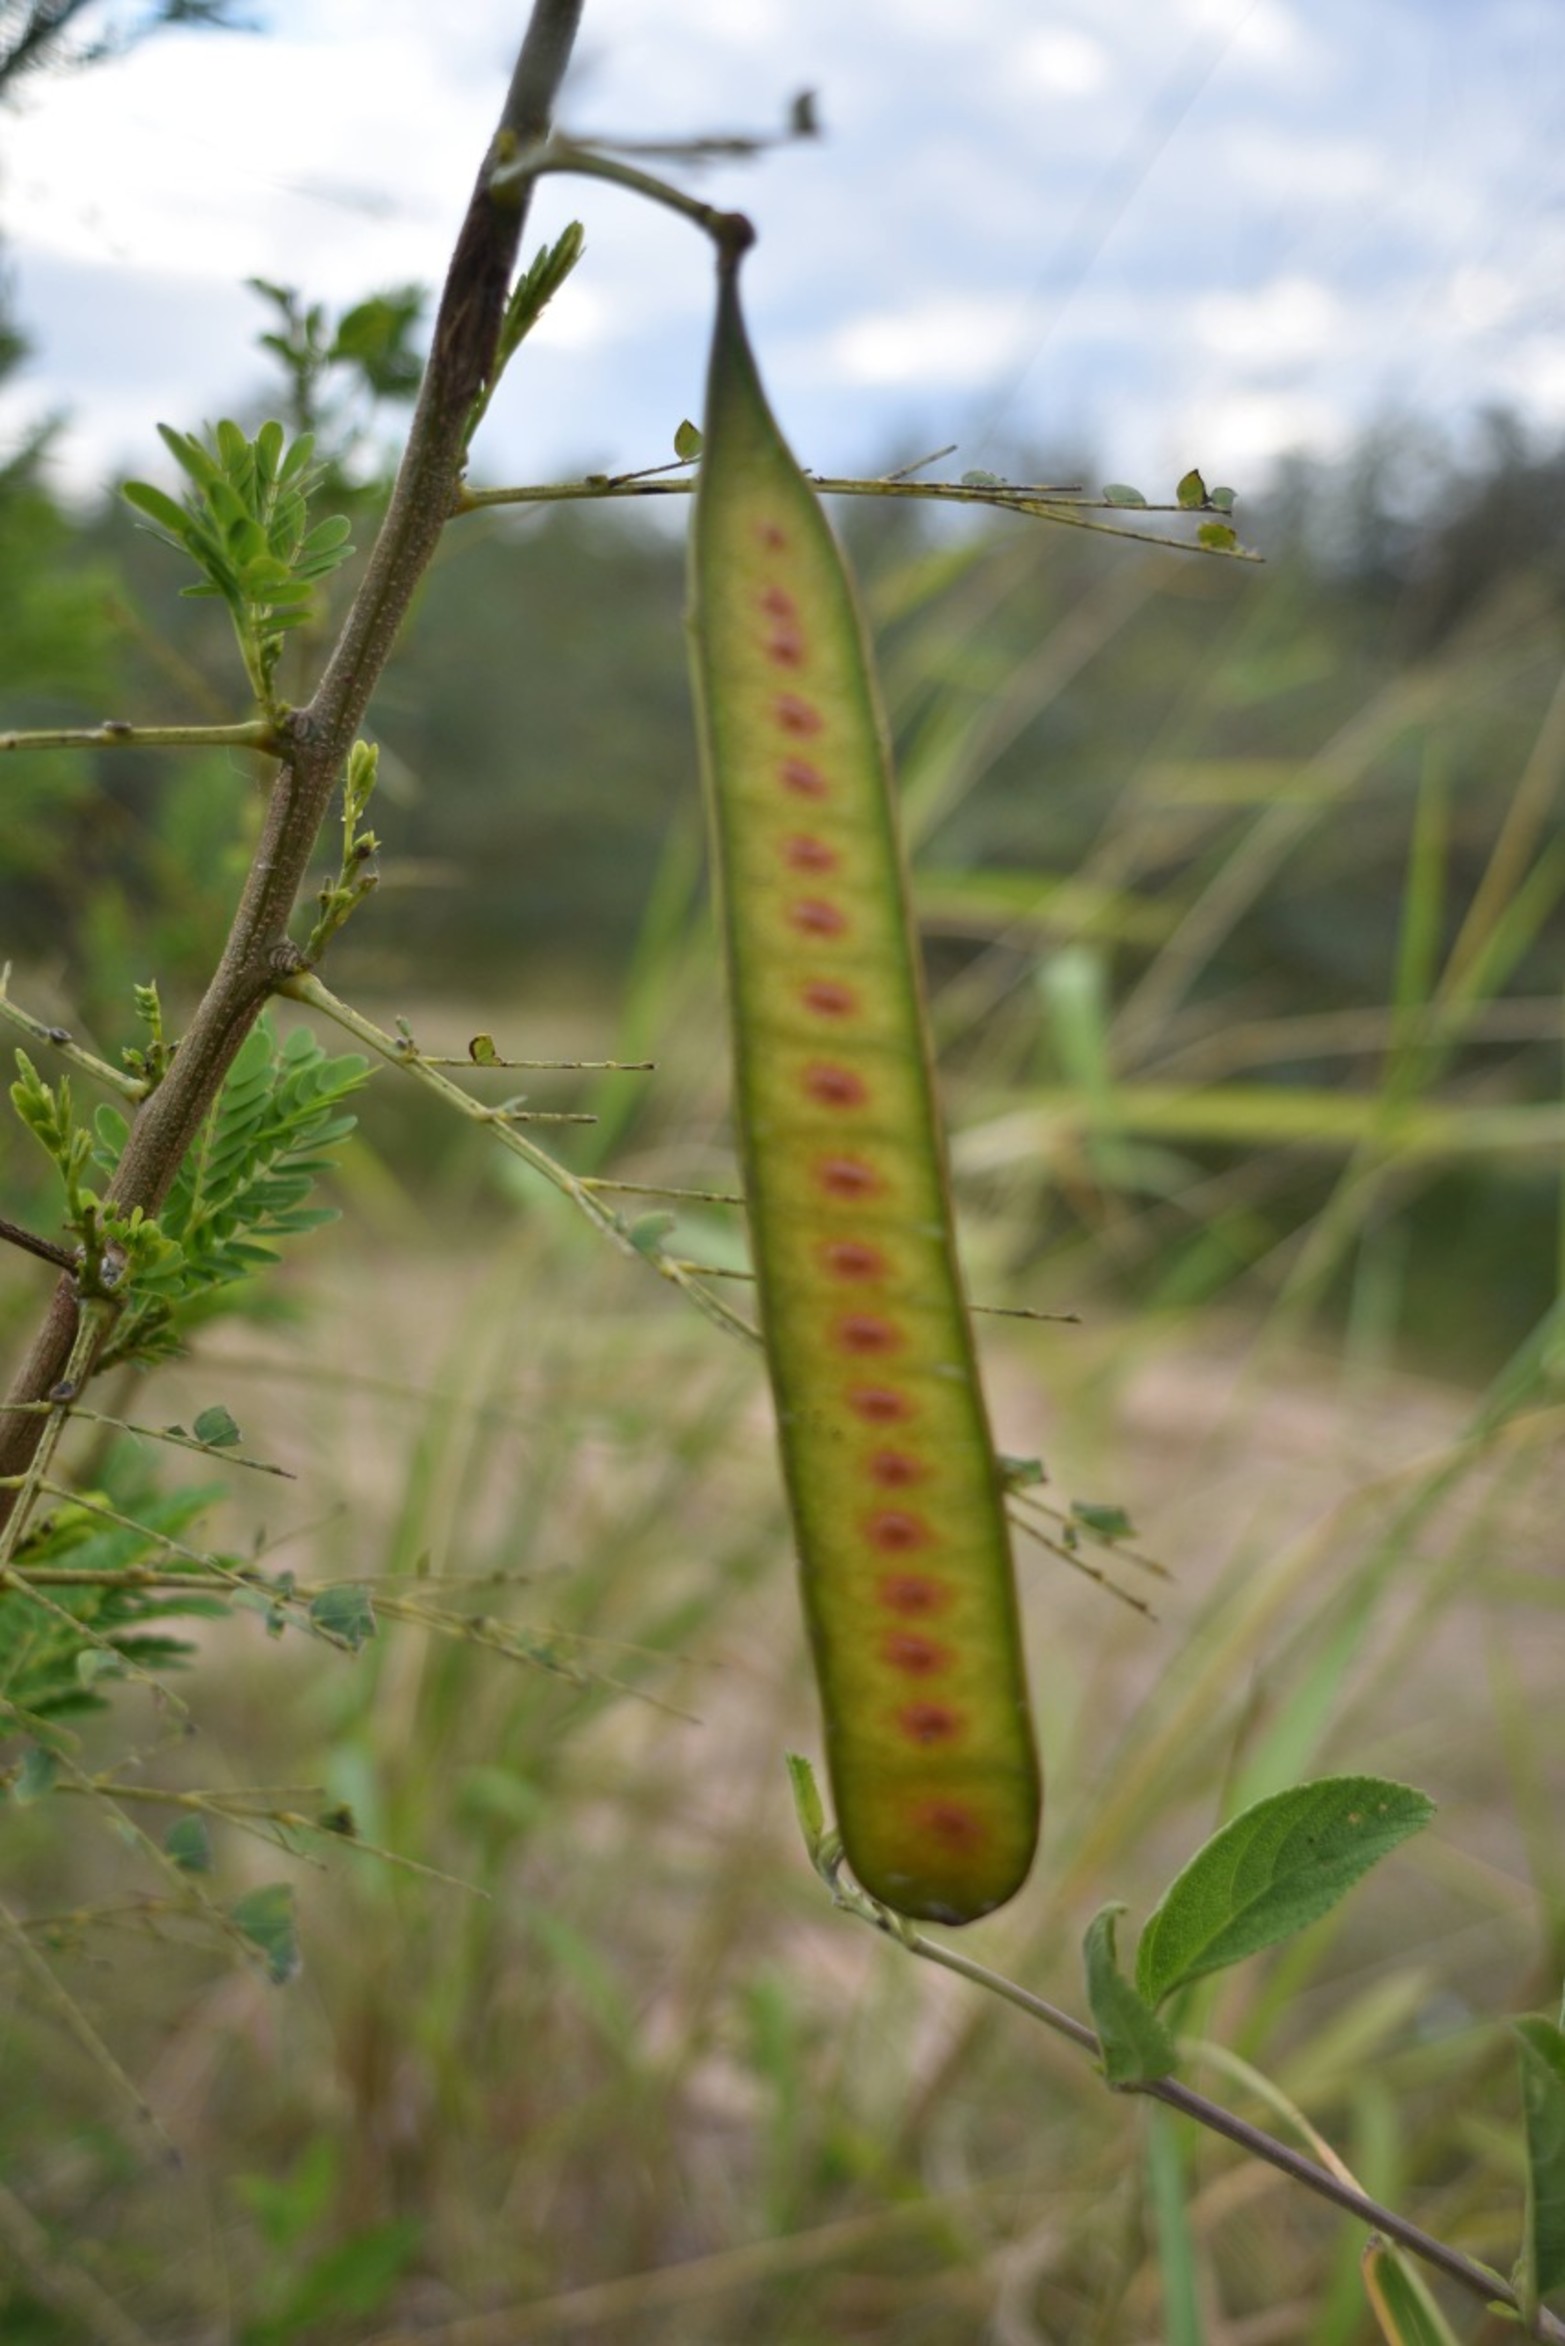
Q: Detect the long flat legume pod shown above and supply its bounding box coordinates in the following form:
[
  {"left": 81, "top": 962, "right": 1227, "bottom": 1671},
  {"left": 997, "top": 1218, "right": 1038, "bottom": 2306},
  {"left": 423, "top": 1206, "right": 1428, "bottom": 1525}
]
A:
[{"left": 687, "top": 242, "right": 1041, "bottom": 1924}]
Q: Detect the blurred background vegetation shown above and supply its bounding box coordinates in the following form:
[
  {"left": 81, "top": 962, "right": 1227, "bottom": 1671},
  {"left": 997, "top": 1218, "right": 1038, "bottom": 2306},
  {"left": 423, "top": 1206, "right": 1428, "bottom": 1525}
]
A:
[{"left": 3, "top": 206, "right": 1565, "bottom": 2342}]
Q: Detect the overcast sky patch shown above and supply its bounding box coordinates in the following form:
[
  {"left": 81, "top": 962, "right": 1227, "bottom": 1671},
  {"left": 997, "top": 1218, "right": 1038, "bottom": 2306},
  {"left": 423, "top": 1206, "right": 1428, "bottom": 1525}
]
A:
[{"left": 0, "top": 0, "right": 1559, "bottom": 508}]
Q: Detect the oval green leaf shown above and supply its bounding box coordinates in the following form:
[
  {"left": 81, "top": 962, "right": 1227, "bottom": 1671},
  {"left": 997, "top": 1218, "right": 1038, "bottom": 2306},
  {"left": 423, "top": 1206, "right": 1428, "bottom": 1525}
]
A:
[
  {"left": 121, "top": 479, "right": 193, "bottom": 543},
  {"left": 307, "top": 1583, "right": 377, "bottom": 1651},
  {"left": 230, "top": 1882, "right": 301, "bottom": 1986},
  {"left": 166, "top": 1814, "right": 214, "bottom": 1873},
  {"left": 1135, "top": 1775, "right": 1435, "bottom": 2008}
]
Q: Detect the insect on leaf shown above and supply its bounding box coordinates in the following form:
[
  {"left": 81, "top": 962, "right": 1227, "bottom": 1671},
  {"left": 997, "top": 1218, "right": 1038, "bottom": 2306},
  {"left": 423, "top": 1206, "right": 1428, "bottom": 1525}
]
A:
[{"left": 687, "top": 237, "right": 1041, "bottom": 1923}]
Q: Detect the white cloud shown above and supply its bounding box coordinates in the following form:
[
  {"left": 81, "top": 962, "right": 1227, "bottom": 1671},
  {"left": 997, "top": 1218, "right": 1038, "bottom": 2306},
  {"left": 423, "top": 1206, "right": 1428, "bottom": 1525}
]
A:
[
  {"left": 829, "top": 297, "right": 1029, "bottom": 389},
  {"left": 1192, "top": 277, "right": 1348, "bottom": 371},
  {"left": 1443, "top": 267, "right": 1521, "bottom": 336},
  {"left": 1509, "top": 341, "right": 1565, "bottom": 424},
  {"left": 0, "top": 26, "right": 478, "bottom": 292},
  {"left": 1177, "top": 0, "right": 1321, "bottom": 82},
  {"left": 1017, "top": 26, "right": 1111, "bottom": 99},
  {"left": 529, "top": 279, "right": 613, "bottom": 354},
  {"left": 1217, "top": 126, "right": 1390, "bottom": 209},
  {"left": 1173, "top": 387, "right": 1349, "bottom": 477}
]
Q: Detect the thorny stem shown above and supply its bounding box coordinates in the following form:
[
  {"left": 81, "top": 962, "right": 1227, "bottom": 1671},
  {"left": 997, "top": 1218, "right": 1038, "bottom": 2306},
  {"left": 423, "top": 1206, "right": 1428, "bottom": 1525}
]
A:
[
  {"left": 835, "top": 1882, "right": 1558, "bottom": 2340},
  {"left": 0, "top": 0, "right": 589, "bottom": 1523},
  {"left": 0, "top": 1215, "right": 77, "bottom": 1275}
]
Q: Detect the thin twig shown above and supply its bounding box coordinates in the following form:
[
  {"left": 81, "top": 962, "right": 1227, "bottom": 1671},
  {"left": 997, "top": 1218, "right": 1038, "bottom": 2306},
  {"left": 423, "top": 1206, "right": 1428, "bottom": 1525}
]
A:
[
  {"left": 0, "top": 1216, "right": 78, "bottom": 1274},
  {"left": 0, "top": 1399, "right": 293, "bottom": 1477},
  {"left": 0, "top": 718, "right": 278, "bottom": 756},
  {"left": 281, "top": 973, "right": 759, "bottom": 1347},
  {"left": 579, "top": 1176, "right": 746, "bottom": 1205},
  {"left": 0, "top": 968, "right": 147, "bottom": 1101},
  {"left": 458, "top": 465, "right": 1260, "bottom": 557}
]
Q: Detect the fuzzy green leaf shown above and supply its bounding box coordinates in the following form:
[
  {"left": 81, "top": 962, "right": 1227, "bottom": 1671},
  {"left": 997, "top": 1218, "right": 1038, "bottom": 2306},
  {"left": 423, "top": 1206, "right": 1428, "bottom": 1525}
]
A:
[
  {"left": 1516, "top": 2017, "right": 1565, "bottom": 2307},
  {"left": 1175, "top": 468, "right": 1208, "bottom": 509},
  {"left": 1072, "top": 1499, "right": 1134, "bottom": 1540},
  {"left": 1197, "top": 521, "right": 1239, "bottom": 553},
  {"left": 307, "top": 1583, "right": 376, "bottom": 1651},
  {"left": 192, "top": 1405, "right": 241, "bottom": 1449},
  {"left": 231, "top": 1882, "right": 301, "bottom": 1985},
  {"left": 1136, "top": 1777, "right": 1435, "bottom": 2008},
  {"left": 1102, "top": 483, "right": 1147, "bottom": 507},
  {"left": 13, "top": 1744, "right": 59, "bottom": 1803},
  {"left": 166, "top": 1815, "right": 213, "bottom": 1873},
  {"left": 1084, "top": 1905, "right": 1178, "bottom": 2084}
]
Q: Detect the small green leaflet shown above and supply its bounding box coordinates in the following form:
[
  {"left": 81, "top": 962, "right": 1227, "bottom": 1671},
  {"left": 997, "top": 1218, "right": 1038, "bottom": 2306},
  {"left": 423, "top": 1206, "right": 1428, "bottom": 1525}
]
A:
[
  {"left": 1135, "top": 1776, "right": 1434, "bottom": 2008},
  {"left": 166, "top": 1815, "right": 214, "bottom": 1873},
  {"left": 1072, "top": 1499, "right": 1134, "bottom": 1541},
  {"left": 193, "top": 1404, "right": 241, "bottom": 1449},
  {"left": 1083, "top": 1904, "right": 1177, "bottom": 2085},
  {"left": 230, "top": 1882, "right": 301, "bottom": 1985},
  {"left": 307, "top": 1583, "right": 377, "bottom": 1651},
  {"left": 14, "top": 1744, "right": 59, "bottom": 1803},
  {"left": 1515, "top": 2016, "right": 1565, "bottom": 2311}
]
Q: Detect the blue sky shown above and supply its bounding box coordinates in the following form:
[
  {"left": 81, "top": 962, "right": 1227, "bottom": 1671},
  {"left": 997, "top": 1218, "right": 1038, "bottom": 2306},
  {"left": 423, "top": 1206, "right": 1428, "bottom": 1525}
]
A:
[{"left": 1, "top": 0, "right": 1561, "bottom": 507}]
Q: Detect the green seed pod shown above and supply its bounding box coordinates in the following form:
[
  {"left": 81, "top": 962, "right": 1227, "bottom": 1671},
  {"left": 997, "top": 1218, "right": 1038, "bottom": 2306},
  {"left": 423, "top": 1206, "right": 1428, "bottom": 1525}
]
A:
[{"left": 688, "top": 244, "right": 1041, "bottom": 1924}]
